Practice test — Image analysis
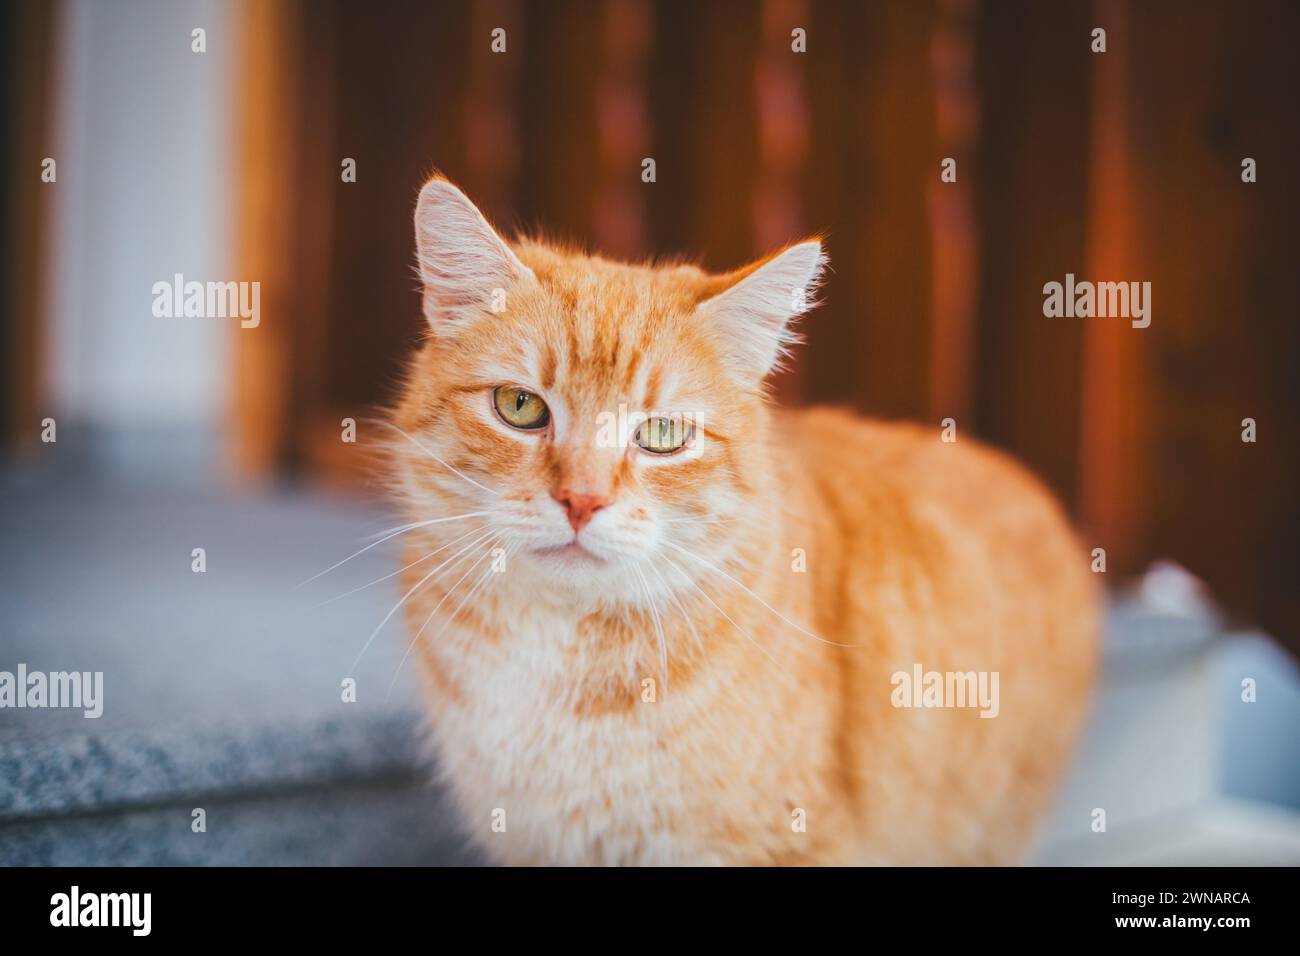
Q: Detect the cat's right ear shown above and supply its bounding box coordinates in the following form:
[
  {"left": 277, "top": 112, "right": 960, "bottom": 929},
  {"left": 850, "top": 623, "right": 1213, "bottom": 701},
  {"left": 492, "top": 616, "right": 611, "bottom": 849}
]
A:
[{"left": 413, "top": 176, "right": 536, "bottom": 334}]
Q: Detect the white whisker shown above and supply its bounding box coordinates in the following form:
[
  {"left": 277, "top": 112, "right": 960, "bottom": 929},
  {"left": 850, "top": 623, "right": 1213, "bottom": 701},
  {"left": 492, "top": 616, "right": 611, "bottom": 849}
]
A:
[
  {"left": 662, "top": 540, "right": 858, "bottom": 647},
  {"left": 360, "top": 518, "right": 425, "bottom": 542},
  {"left": 629, "top": 561, "right": 670, "bottom": 697},
  {"left": 660, "top": 553, "right": 781, "bottom": 668},
  {"left": 296, "top": 511, "right": 488, "bottom": 590},
  {"left": 305, "top": 524, "right": 487, "bottom": 611},
  {"left": 664, "top": 515, "right": 730, "bottom": 526},
  {"left": 347, "top": 525, "right": 498, "bottom": 674},
  {"left": 385, "top": 533, "right": 506, "bottom": 698},
  {"left": 381, "top": 420, "right": 503, "bottom": 498},
  {"left": 644, "top": 560, "right": 704, "bottom": 653},
  {"left": 420, "top": 540, "right": 518, "bottom": 659}
]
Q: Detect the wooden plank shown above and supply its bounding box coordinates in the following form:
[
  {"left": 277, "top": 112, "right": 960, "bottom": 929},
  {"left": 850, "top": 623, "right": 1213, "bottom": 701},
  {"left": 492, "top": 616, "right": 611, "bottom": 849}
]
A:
[
  {"left": 925, "top": 0, "right": 980, "bottom": 426},
  {"left": 306, "top": 1, "right": 473, "bottom": 485},
  {"left": 2, "top": 0, "right": 57, "bottom": 452},
  {"left": 592, "top": 0, "right": 653, "bottom": 260},
  {"left": 1123, "top": 0, "right": 1300, "bottom": 648},
  {"left": 647, "top": 0, "right": 760, "bottom": 270},
  {"left": 753, "top": 0, "right": 811, "bottom": 404},
  {"left": 516, "top": 0, "right": 603, "bottom": 244},
  {"left": 972, "top": 0, "right": 1091, "bottom": 512},
  {"left": 230, "top": 0, "right": 304, "bottom": 484},
  {"left": 803, "top": 0, "right": 938, "bottom": 420},
  {"left": 1077, "top": 0, "right": 1145, "bottom": 568}
]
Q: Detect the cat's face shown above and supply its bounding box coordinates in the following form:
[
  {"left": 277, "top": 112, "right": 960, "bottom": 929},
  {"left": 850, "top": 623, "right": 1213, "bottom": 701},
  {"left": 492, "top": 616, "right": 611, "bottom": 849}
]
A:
[{"left": 392, "top": 178, "right": 824, "bottom": 604}]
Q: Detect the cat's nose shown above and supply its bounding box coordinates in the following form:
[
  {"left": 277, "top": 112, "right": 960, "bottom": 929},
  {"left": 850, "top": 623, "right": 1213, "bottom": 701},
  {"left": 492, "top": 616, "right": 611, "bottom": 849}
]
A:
[{"left": 550, "top": 488, "right": 610, "bottom": 533}]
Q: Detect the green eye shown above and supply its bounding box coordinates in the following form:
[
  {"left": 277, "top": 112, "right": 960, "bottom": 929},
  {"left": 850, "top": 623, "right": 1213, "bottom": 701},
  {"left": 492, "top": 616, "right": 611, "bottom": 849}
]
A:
[
  {"left": 634, "top": 415, "right": 694, "bottom": 454},
  {"left": 493, "top": 386, "right": 550, "bottom": 430}
]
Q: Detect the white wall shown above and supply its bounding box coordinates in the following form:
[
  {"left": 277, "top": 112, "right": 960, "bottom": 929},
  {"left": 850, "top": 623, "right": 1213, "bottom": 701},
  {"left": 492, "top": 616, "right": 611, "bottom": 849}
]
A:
[{"left": 46, "top": 0, "right": 235, "bottom": 445}]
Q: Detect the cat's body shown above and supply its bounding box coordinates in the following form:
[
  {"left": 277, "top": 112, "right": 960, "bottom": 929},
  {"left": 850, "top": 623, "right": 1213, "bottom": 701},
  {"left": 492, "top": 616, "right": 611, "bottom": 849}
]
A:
[{"left": 390, "top": 177, "right": 1097, "bottom": 865}]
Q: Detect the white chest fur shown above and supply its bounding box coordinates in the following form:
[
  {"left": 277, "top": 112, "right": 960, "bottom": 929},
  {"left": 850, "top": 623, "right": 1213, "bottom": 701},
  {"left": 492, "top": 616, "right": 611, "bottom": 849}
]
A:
[{"left": 425, "top": 607, "right": 712, "bottom": 865}]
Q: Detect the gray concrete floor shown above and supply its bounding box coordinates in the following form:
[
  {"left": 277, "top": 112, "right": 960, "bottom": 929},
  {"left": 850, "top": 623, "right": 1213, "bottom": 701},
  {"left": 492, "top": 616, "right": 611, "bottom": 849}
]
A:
[{"left": 3, "top": 481, "right": 1299, "bottom": 865}]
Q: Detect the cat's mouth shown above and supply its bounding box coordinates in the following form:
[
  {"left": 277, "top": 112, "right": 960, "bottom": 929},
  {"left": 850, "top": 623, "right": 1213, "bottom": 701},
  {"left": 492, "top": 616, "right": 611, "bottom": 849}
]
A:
[{"left": 534, "top": 540, "right": 605, "bottom": 564}]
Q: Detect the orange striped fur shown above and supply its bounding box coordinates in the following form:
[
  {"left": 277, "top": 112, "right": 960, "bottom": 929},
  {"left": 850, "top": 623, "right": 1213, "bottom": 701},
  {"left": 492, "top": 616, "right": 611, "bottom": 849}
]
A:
[{"left": 390, "top": 177, "right": 1097, "bottom": 865}]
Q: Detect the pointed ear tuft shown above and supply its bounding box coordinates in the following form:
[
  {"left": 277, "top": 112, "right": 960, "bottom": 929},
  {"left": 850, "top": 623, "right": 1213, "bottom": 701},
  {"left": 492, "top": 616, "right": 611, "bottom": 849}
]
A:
[
  {"left": 696, "top": 241, "right": 827, "bottom": 380},
  {"left": 413, "top": 177, "right": 536, "bottom": 334}
]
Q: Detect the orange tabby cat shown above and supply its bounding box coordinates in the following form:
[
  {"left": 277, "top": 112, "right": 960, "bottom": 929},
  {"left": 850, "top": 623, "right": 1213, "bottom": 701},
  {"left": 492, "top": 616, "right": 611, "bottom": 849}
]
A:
[{"left": 389, "top": 175, "right": 1097, "bottom": 865}]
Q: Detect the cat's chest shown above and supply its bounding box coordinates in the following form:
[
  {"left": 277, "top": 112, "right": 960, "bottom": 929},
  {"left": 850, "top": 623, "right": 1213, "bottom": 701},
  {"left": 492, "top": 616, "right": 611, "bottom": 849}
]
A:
[
  {"left": 429, "top": 610, "right": 665, "bottom": 779},
  {"left": 423, "top": 609, "right": 695, "bottom": 860}
]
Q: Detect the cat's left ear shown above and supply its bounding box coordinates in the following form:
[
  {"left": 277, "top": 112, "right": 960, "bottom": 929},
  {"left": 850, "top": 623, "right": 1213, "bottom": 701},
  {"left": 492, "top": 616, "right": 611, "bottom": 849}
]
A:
[{"left": 696, "top": 240, "right": 827, "bottom": 380}]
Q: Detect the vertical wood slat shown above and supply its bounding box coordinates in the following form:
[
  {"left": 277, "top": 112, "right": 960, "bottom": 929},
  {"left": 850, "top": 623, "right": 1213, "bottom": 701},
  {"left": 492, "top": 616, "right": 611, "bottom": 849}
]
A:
[
  {"left": 1077, "top": 0, "right": 1146, "bottom": 568},
  {"left": 592, "top": 0, "right": 652, "bottom": 259},
  {"left": 230, "top": 0, "right": 304, "bottom": 483},
  {"left": 753, "top": 0, "right": 810, "bottom": 253},
  {"left": 3, "top": 0, "right": 57, "bottom": 451},
  {"left": 231, "top": 0, "right": 340, "bottom": 485},
  {"left": 464, "top": 0, "right": 524, "bottom": 226},
  {"left": 288, "top": 9, "right": 342, "bottom": 481},
  {"left": 846, "top": 2, "right": 937, "bottom": 420},
  {"left": 517, "top": 0, "right": 603, "bottom": 245},
  {"left": 971, "top": 0, "right": 1091, "bottom": 511},
  {"left": 798, "top": 0, "right": 865, "bottom": 412},
  {"left": 305, "top": 2, "right": 473, "bottom": 486},
  {"left": 753, "top": 0, "right": 810, "bottom": 404},
  {"left": 925, "top": 0, "right": 980, "bottom": 426},
  {"left": 647, "top": 0, "right": 760, "bottom": 271},
  {"left": 1123, "top": 0, "right": 1300, "bottom": 640}
]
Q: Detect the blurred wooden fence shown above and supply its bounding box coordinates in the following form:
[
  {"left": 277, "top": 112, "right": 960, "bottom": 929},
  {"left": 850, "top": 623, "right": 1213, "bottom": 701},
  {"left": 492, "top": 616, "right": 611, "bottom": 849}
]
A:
[{"left": 225, "top": 0, "right": 1299, "bottom": 646}]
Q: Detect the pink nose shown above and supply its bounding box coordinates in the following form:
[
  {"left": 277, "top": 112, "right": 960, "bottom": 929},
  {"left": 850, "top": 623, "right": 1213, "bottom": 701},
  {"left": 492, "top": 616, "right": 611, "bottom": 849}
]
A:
[{"left": 550, "top": 489, "right": 610, "bottom": 532}]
